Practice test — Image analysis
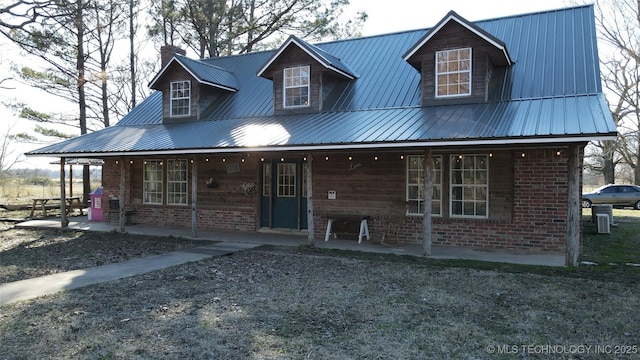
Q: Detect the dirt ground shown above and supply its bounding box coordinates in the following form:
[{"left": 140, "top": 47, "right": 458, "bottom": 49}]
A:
[{"left": 1, "top": 226, "right": 639, "bottom": 359}]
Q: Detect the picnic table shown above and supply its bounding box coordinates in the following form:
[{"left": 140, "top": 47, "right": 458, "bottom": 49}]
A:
[{"left": 30, "top": 197, "right": 83, "bottom": 218}]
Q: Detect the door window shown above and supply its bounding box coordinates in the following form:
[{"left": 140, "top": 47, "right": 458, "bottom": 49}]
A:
[{"left": 277, "top": 163, "right": 296, "bottom": 197}]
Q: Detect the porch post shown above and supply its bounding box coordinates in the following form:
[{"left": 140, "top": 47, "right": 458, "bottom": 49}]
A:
[
  {"left": 422, "top": 149, "right": 433, "bottom": 256},
  {"left": 118, "top": 157, "right": 126, "bottom": 232},
  {"left": 566, "top": 145, "right": 581, "bottom": 267},
  {"left": 60, "top": 157, "right": 68, "bottom": 228},
  {"left": 306, "top": 154, "right": 314, "bottom": 245},
  {"left": 191, "top": 159, "right": 198, "bottom": 238}
]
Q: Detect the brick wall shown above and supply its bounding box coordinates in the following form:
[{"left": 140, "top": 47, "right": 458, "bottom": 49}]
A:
[
  {"left": 310, "top": 148, "right": 576, "bottom": 252},
  {"left": 102, "top": 157, "right": 259, "bottom": 232},
  {"left": 103, "top": 148, "right": 579, "bottom": 252}
]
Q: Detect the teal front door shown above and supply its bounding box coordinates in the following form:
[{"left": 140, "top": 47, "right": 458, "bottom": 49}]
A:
[{"left": 260, "top": 159, "right": 307, "bottom": 230}]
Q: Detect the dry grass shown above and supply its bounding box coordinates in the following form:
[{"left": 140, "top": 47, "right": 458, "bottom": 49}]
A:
[
  {"left": 1, "top": 222, "right": 639, "bottom": 359},
  {"left": 0, "top": 226, "right": 215, "bottom": 284}
]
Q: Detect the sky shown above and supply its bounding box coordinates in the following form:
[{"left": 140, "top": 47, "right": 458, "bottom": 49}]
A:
[{"left": 1, "top": 0, "right": 573, "bottom": 169}]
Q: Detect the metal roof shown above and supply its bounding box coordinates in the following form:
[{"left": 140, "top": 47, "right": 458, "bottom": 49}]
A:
[
  {"left": 28, "top": 5, "right": 616, "bottom": 157},
  {"left": 148, "top": 54, "right": 238, "bottom": 92},
  {"left": 30, "top": 94, "right": 616, "bottom": 157}
]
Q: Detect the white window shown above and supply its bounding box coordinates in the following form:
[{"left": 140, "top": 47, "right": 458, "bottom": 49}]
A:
[
  {"left": 143, "top": 160, "right": 163, "bottom": 204},
  {"left": 167, "top": 159, "right": 188, "bottom": 205},
  {"left": 277, "top": 163, "right": 296, "bottom": 197},
  {"left": 170, "top": 81, "right": 191, "bottom": 116},
  {"left": 406, "top": 155, "right": 442, "bottom": 216},
  {"left": 283, "top": 66, "right": 310, "bottom": 108},
  {"left": 435, "top": 48, "right": 471, "bottom": 98},
  {"left": 450, "top": 154, "right": 488, "bottom": 218}
]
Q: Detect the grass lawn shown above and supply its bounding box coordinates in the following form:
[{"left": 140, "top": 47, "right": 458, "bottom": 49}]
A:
[{"left": 0, "top": 211, "right": 639, "bottom": 359}]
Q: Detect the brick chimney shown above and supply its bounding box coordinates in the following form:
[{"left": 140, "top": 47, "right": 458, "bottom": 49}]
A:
[{"left": 160, "top": 45, "right": 186, "bottom": 67}]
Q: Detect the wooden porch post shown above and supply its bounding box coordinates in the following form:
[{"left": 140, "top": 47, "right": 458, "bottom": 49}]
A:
[
  {"left": 306, "top": 154, "right": 314, "bottom": 245},
  {"left": 422, "top": 149, "right": 433, "bottom": 256},
  {"left": 191, "top": 159, "right": 198, "bottom": 238},
  {"left": 60, "top": 157, "right": 69, "bottom": 228},
  {"left": 118, "top": 158, "right": 126, "bottom": 232},
  {"left": 566, "top": 144, "right": 581, "bottom": 267}
]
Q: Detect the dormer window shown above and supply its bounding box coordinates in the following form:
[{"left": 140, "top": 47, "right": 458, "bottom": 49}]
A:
[
  {"left": 170, "top": 80, "right": 191, "bottom": 116},
  {"left": 283, "top": 66, "right": 310, "bottom": 108},
  {"left": 435, "top": 48, "right": 472, "bottom": 98}
]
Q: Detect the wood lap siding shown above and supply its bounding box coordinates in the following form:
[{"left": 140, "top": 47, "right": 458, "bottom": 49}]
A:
[
  {"left": 157, "top": 66, "right": 200, "bottom": 123},
  {"left": 413, "top": 21, "right": 501, "bottom": 106}
]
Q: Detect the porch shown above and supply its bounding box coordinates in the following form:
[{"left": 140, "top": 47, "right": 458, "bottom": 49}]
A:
[{"left": 15, "top": 216, "right": 565, "bottom": 266}]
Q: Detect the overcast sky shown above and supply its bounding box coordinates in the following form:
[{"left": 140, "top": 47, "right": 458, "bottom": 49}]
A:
[{"left": 1, "top": 0, "right": 572, "bottom": 169}]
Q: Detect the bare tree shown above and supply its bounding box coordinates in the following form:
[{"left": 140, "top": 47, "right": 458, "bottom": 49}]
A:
[
  {"left": 593, "top": 0, "right": 640, "bottom": 184},
  {"left": 148, "top": 0, "right": 367, "bottom": 59}
]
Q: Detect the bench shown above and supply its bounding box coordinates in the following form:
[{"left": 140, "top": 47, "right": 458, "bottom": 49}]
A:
[{"left": 324, "top": 214, "right": 370, "bottom": 243}]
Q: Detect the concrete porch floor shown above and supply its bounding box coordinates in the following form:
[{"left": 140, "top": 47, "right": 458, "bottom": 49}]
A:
[{"left": 15, "top": 215, "right": 566, "bottom": 267}]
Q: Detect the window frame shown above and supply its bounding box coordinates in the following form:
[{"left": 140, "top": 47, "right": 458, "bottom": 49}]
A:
[
  {"left": 283, "top": 66, "right": 310, "bottom": 109},
  {"left": 406, "top": 155, "right": 442, "bottom": 216},
  {"left": 143, "top": 160, "right": 163, "bottom": 205},
  {"left": 277, "top": 163, "right": 296, "bottom": 198},
  {"left": 166, "top": 159, "right": 188, "bottom": 206},
  {"left": 170, "top": 80, "right": 191, "bottom": 117},
  {"left": 449, "top": 154, "right": 489, "bottom": 218},
  {"left": 435, "top": 48, "right": 472, "bottom": 98}
]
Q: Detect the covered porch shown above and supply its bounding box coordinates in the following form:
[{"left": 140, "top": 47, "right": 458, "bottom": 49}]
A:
[{"left": 15, "top": 215, "right": 565, "bottom": 266}]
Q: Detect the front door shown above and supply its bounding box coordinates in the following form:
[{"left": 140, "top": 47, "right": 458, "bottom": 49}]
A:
[{"left": 260, "top": 159, "right": 307, "bottom": 230}]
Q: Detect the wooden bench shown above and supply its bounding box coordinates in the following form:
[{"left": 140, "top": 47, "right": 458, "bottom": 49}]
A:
[{"left": 324, "top": 214, "right": 370, "bottom": 243}]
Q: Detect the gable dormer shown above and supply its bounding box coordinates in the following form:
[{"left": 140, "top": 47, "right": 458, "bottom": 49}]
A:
[
  {"left": 257, "top": 35, "right": 358, "bottom": 115},
  {"left": 149, "top": 46, "right": 238, "bottom": 123},
  {"left": 403, "top": 11, "right": 512, "bottom": 106}
]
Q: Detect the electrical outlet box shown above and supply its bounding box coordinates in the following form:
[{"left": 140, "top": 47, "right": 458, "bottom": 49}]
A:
[{"left": 328, "top": 190, "right": 336, "bottom": 200}]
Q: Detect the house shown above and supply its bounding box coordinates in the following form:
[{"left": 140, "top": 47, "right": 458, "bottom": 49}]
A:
[{"left": 27, "top": 5, "right": 617, "bottom": 265}]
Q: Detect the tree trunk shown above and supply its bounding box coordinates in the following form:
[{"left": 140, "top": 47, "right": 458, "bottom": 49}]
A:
[
  {"left": 306, "top": 154, "right": 314, "bottom": 245},
  {"left": 129, "top": 0, "right": 136, "bottom": 108},
  {"left": 603, "top": 158, "right": 615, "bottom": 184},
  {"left": 75, "top": 0, "right": 90, "bottom": 205},
  {"left": 566, "top": 145, "right": 581, "bottom": 267},
  {"left": 60, "top": 158, "right": 68, "bottom": 228},
  {"left": 191, "top": 159, "right": 198, "bottom": 238},
  {"left": 118, "top": 158, "right": 126, "bottom": 232}
]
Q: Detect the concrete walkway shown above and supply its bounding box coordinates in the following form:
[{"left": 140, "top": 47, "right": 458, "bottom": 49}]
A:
[
  {"left": 1, "top": 216, "right": 566, "bottom": 306},
  {"left": 0, "top": 241, "right": 260, "bottom": 306},
  {"left": 12, "top": 216, "right": 566, "bottom": 267}
]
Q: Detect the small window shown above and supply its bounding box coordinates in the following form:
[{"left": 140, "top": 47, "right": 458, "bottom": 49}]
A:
[
  {"left": 277, "top": 163, "right": 296, "bottom": 197},
  {"left": 406, "top": 155, "right": 442, "bottom": 216},
  {"left": 143, "top": 160, "right": 163, "bottom": 204},
  {"left": 435, "top": 48, "right": 471, "bottom": 98},
  {"left": 170, "top": 81, "right": 191, "bottom": 116},
  {"left": 167, "top": 159, "right": 188, "bottom": 205},
  {"left": 262, "top": 163, "right": 271, "bottom": 197},
  {"left": 283, "top": 66, "right": 310, "bottom": 108},
  {"left": 450, "top": 154, "right": 488, "bottom": 218}
]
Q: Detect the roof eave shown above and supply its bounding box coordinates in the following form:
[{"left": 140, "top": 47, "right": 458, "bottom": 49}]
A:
[
  {"left": 149, "top": 56, "right": 238, "bottom": 91},
  {"left": 403, "top": 12, "right": 513, "bottom": 66},
  {"left": 25, "top": 133, "right": 616, "bottom": 159},
  {"left": 257, "top": 36, "right": 357, "bottom": 79}
]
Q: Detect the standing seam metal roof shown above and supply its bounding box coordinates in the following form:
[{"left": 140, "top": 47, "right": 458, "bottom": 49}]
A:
[{"left": 27, "top": 5, "right": 616, "bottom": 157}]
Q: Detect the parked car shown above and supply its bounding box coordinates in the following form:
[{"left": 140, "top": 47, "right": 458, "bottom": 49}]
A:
[{"left": 581, "top": 184, "right": 640, "bottom": 209}]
